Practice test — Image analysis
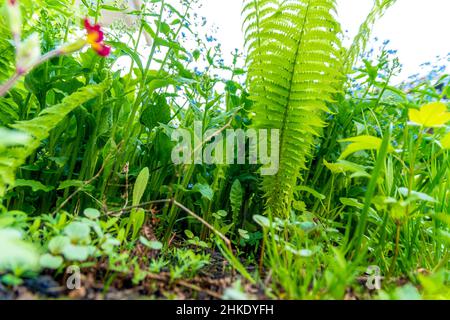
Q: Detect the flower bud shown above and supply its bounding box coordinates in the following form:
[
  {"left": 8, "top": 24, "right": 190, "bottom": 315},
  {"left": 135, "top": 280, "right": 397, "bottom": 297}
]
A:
[
  {"left": 60, "top": 38, "right": 87, "bottom": 55},
  {"left": 16, "top": 33, "right": 41, "bottom": 73},
  {"left": 5, "top": 0, "right": 22, "bottom": 39}
]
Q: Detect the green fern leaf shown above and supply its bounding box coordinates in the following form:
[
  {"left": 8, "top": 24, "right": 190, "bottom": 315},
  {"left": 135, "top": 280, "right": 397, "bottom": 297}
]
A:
[{"left": 244, "top": 0, "right": 343, "bottom": 216}]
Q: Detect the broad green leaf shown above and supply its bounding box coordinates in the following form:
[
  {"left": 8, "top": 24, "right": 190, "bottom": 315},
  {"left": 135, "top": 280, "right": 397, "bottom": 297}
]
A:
[
  {"left": 148, "top": 78, "right": 177, "bottom": 94},
  {"left": 48, "top": 236, "right": 71, "bottom": 255},
  {"left": 393, "top": 284, "right": 422, "bottom": 300},
  {"left": 39, "top": 254, "right": 63, "bottom": 269},
  {"left": 130, "top": 208, "right": 145, "bottom": 240},
  {"left": 192, "top": 183, "right": 214, "bottom": 201},
  {"left": 139, "top": 236, "right": 163, "bottom": 250},
  {"left": 12, "top": 179, "right": 54, "bottom": 192},
  {"left": 132, "top": 167, "right": 149, "bottom": 207},
  {"left": 297, "top": 221, "right": 317, "bottom": 233},
  {"left": 62, "top": 244, "right": 91, "bottom": 261},
  {"left": 184, "top": 230, "right": 194, "bottom": 239},
  {"left": 339, "top": 135, "right": 394, "bottom": 159},
  {"left": 84, "top": 208, "right": 101, "bottom": 220},
  {"left": 253, "top": 215, "right": 270, "bottom": 229},
  {"left": 64, "top": 222, "right": 91, "bottom": 244}
]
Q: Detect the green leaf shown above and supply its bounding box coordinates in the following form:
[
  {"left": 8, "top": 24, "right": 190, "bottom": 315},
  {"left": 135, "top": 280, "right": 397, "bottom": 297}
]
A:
[
  {"left": 107, "top": 41, "right": 144, "bottom": 73},
  {"left": 398, "top": 188, "right": 437, "bottom": 203},
  {"left": 184, "top": 230, "right": 194, "bottom": 239},
  {"left": 296, "top": 185, "right": 326, "bottom": 200},
  {"left": 148, "top": 79, "right": 177, "bottom": 94},
  {"left": 130, "top": 208, "right": 146, "bottom": 240},
  {"left": 297, "top": 221, "right": 317, "bottom": 233},
  {"left": 238, "top": 229, "right": 250, "bottom": 240},
  {"left": 64, "top": 222, "right": 91, "bottom": 244},
  {"left": 1, "top": 76, "right": 111, "bottom": 197},
  {"left": 192, "top": 183, "right": 214, "bottom": 201},
  {"left": 58, "top": 180, "right": 88, "bottom": 190},
  {"left": 253, "top": 215, "right": 270, "bottom": 229},
  {"left": 0, "top": 229, "right": 40, "bottom": 273},
  {"left": 353, "top": 127, "right": 392, "bottom": 252},
  {"left": 48, "top": 236, "right": 71, "bottom": 255},
  {"left": 441, "top": 132, "right": 450, "bottom": 149},
  {"left": 323, "top": 160, "right": 369, "bottom": 177},
  {"left": 339, "top": 135, "right": 394, "bottom": 159},
  {"left": 39, "top": 254, "right": 63, "bottom": 269},
  {"left": 340, "top": 197, "right": 364, "bottom": 209},
  {"left": 140, "top": 95, "right": 171, "bottom": 131},
  {"left": 230, "top": 179, "right": 243, "bottom": 219},
  {"left": 140, "top": 236, "right": 163, "bottom": 250},
  {"left": 84, "top": 208, "right": 101, "bottom": 220},
  {"left": 62, "top": 244, "right": 91, "bottom": 261},
  {"left": 12, "top": 179, "right": 54, "bottom": 192},
  {"left": 132, "top": 167, "right": 149, "bottom": 207}
]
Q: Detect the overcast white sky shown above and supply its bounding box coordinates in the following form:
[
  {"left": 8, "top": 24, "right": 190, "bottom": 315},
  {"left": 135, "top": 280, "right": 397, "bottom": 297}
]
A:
[{"left": 198, "top": 0, "right": 450, "bottom": 81}]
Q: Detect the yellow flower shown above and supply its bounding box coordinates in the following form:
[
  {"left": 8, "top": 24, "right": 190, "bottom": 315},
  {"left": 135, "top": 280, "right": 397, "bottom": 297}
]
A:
[
  {"left": 441, "top": 132, "right": 450, "bottom": 150},
  {"left": 408, "top": 102, "right": 450, "bottom": 128}
]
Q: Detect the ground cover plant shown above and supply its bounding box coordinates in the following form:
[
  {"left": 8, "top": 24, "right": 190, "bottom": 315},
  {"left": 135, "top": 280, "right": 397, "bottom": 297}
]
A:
[{"left": 0, "top": 0, "right": 448, "bottom": 300}]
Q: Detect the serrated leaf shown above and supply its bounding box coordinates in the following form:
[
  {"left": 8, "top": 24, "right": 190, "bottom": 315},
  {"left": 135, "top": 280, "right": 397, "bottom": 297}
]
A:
[{"left": 230, "top": 179, "right": 243, "bottom": 219}]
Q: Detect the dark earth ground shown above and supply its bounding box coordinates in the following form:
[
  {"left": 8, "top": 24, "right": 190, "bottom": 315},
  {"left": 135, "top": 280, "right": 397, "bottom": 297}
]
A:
[{"left": 0, "top": 250, "right": 266, "bottom": 300}]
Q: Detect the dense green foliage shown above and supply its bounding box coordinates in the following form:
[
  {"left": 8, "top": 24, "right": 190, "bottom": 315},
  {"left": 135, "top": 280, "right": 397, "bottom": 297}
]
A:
[{"left": 0, "top": 0, "right": 448, "bottom": 300}]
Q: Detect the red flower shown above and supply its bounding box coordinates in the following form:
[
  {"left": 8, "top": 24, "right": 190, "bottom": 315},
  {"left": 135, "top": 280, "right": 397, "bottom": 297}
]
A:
[{"left": 84, "top": 18, "right": 111, "bottom": 57}]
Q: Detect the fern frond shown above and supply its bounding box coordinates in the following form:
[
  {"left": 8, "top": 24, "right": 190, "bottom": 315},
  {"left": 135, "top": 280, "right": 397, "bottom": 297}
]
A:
[
  {"left": 0, "top": 24, "right": 15, "bottom": 82},
  {"left": 344, "top": 0, "right": 397, "bottom": 73},
  {"left": 0, "top": 76, "right": 112, "bottom": 197},
  {"left": 244, "top": 0, "right": 343, "bottom": 216}
]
